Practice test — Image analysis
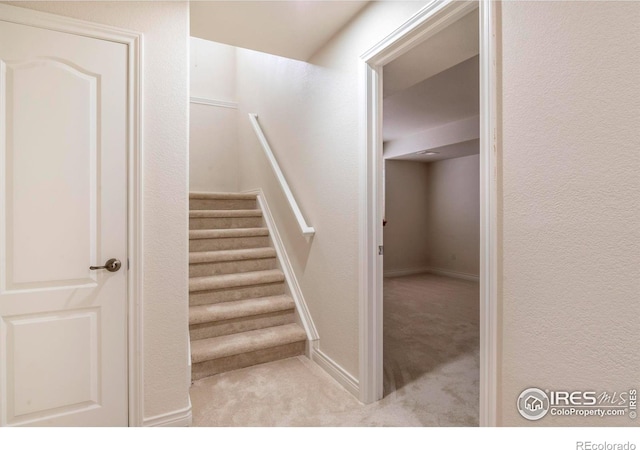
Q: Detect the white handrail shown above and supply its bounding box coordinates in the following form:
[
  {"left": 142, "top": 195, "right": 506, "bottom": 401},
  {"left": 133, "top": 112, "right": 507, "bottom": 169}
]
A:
[{"left": 248, "top": 113, "right": 316, "bottom": 237}]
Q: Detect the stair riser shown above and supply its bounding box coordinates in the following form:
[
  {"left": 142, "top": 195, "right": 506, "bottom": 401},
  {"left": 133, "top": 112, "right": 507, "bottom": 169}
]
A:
[
  {"left": 190, "top": 199, "right": 257, "bottom": 210},
  {"left": 190, "top": 217, "right": 262, "bottom": 230},
  {"left": 189, "top": 282, "right": 285, "bottom": 306},
  {"left": 190, "top": 272, "right": 283, "bottom": 292},
  {"left": 189, "top": 258, "right": 276, "bottom": 277},
  {"left": 189, "top": 236, "right": 270, "bottom": 252},
  {"left": 191, "top": 341, "right": 306, "bottom": 381},
  {"left": 189, "top": 310, "right": 295, "bottom": 340}
]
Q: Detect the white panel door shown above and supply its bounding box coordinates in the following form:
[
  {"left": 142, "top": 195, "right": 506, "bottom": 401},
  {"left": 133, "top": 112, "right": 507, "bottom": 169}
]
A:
[{"left": 0, "top": 19, "right": 128, "bottom": 426}]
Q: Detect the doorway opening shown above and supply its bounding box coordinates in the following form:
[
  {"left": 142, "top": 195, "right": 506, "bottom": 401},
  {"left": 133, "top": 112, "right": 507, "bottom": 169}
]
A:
[
  {"left": 359, "top": 0, "right": 498, "bottom": 426},
  {"left": 383, "top": 7, "right": 480, "bottom": 426}
]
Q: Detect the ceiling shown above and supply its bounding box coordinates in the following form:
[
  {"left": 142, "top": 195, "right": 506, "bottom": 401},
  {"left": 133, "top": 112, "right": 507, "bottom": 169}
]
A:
[
  {"left": 382, "top": 8, "right": 479, "bottom": 163},
  {"left": 383, "top": 8, "right": 479, "bottom": 98},
  {"left": 190, "top": 1, "right": 369, "bottom": 62},
  {"left": 383, "top": 55, "right": 479, "bottom": 142}
]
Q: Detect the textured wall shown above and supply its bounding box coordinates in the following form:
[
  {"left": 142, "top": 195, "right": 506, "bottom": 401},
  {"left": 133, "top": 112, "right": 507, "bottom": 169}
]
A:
[
  {"left": 500, "top": 1, "right": 640, "bottom": 426},
  {"left": 190, "top": 38, "right": 239, "bottom": 193},
  {"left": 191, "top": 37, "right": 236, "bottom": 101},
  {"left": 427, "top": 154, "right": 479, "bottom": 277},
  {"left": 189, "top": 104, "right": 239, "bottom": 193},
  {"left": 6, "top": 1, "right": 191, "bottom": 422},
  {"left": 236, "top": 1, "right": 428, "bottom": 377},
  {"left": 383, "top": 160, "right": 430, "bottom": 274}
]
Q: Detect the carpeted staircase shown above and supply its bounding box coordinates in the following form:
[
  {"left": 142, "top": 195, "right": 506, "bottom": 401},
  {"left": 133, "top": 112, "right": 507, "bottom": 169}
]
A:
[{"left": 189, "top": 192, "right": 307, "bottom": 381}]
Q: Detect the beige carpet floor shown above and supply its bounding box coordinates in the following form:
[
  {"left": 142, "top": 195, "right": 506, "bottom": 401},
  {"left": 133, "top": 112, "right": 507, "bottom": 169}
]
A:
[{"left": 190, "top": 273, "right": 479, "bottom": 426}]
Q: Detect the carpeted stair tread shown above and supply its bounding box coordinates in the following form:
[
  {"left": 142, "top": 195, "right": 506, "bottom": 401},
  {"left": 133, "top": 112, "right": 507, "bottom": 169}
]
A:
[
  {"left": 189, "top": 269, "right": 285, "bottom": 292},
  {"left": 190, "top": 192, "right": 257, "bottom": 200},
  {"left": 191, "top": 323, "right": 306, "bottom": 363},
  {"left": 190, "top": 209, "right": 262, "bottom": 218},
  {"left": 190, "top": 247, "right": 276, "bottom": 264},
  {"left": 189, "top": 295, "right": 294, "bottom": 326},
  {"left": 189, "top": 228, "right": 269, "bottom": 240}
]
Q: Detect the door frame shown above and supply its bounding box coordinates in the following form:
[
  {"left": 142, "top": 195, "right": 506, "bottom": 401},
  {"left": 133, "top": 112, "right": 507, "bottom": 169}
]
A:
[
  {"left": 0, "top": 4, "right": 144, "bottom": 426},
  {"left": 358, "top": 0, "right": 499, "bottom": 426}
]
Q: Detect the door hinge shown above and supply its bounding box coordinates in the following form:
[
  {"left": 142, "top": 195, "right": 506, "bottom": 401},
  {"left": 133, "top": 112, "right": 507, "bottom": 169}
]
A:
[
  {"left": 378, "top": 245, "right": 384, "bottom": 256},
  {"left": 127, "top": 258, "right": 130, "bottom": 270}
]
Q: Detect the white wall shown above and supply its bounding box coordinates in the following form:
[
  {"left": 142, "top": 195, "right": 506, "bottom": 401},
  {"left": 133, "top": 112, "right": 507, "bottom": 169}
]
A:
[
  {"left": 236, "top": 1, "right": 428, "bottom": 378},
  {"left": 383, "top": 156, "right": 479, "bottom": 278},
  {"left": 383, "top": 160, "right": 430, "bottom": 275},
  {"left": 427, "top": 154, "right": 479, "bottom": 277},
  {"left": 191, "top": 37, "right": 236, "bottom": 101},
  {"left": 190, "top": 38, "right": 239, "bottom": 193},
  {"left": 500, "top": 1, "right": 640, "bottom": 426},
  {"left": 6, "top": 1, "right": 190, "bottom": 424}
]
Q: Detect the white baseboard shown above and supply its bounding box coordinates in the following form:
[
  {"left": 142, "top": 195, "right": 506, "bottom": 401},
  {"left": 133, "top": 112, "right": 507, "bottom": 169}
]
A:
[
  {"left": 428, "top": 267, "right": 479, "bottom": 282},
  {"left": 244, "top": 188, "right": 319, "bottom": 341},
  {"left": 383, "top": 266, "right": 430, "bottom": 278},
  {"left": 310, "top": 342, "right": 360, "bottom": 399},
  {"left": 384, "top": 266, "right": 479, "bottom": 282},
  {"left": 142, "top": 401, "right": 192, "bottom": 427}
]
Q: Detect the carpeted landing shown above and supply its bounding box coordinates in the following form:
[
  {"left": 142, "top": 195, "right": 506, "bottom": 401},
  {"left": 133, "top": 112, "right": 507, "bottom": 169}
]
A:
[{"left": 190, "top": 273, "right": 479, "bottom": 426}]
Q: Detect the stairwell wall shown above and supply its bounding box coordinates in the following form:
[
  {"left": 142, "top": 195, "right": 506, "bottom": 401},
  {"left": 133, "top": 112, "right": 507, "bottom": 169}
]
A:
[
  {"left": 236, "top": 1, "right": 428, "bottom": 381},
  {"left": 190, "top": 38, "right": 239, "bottom": 192}
]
